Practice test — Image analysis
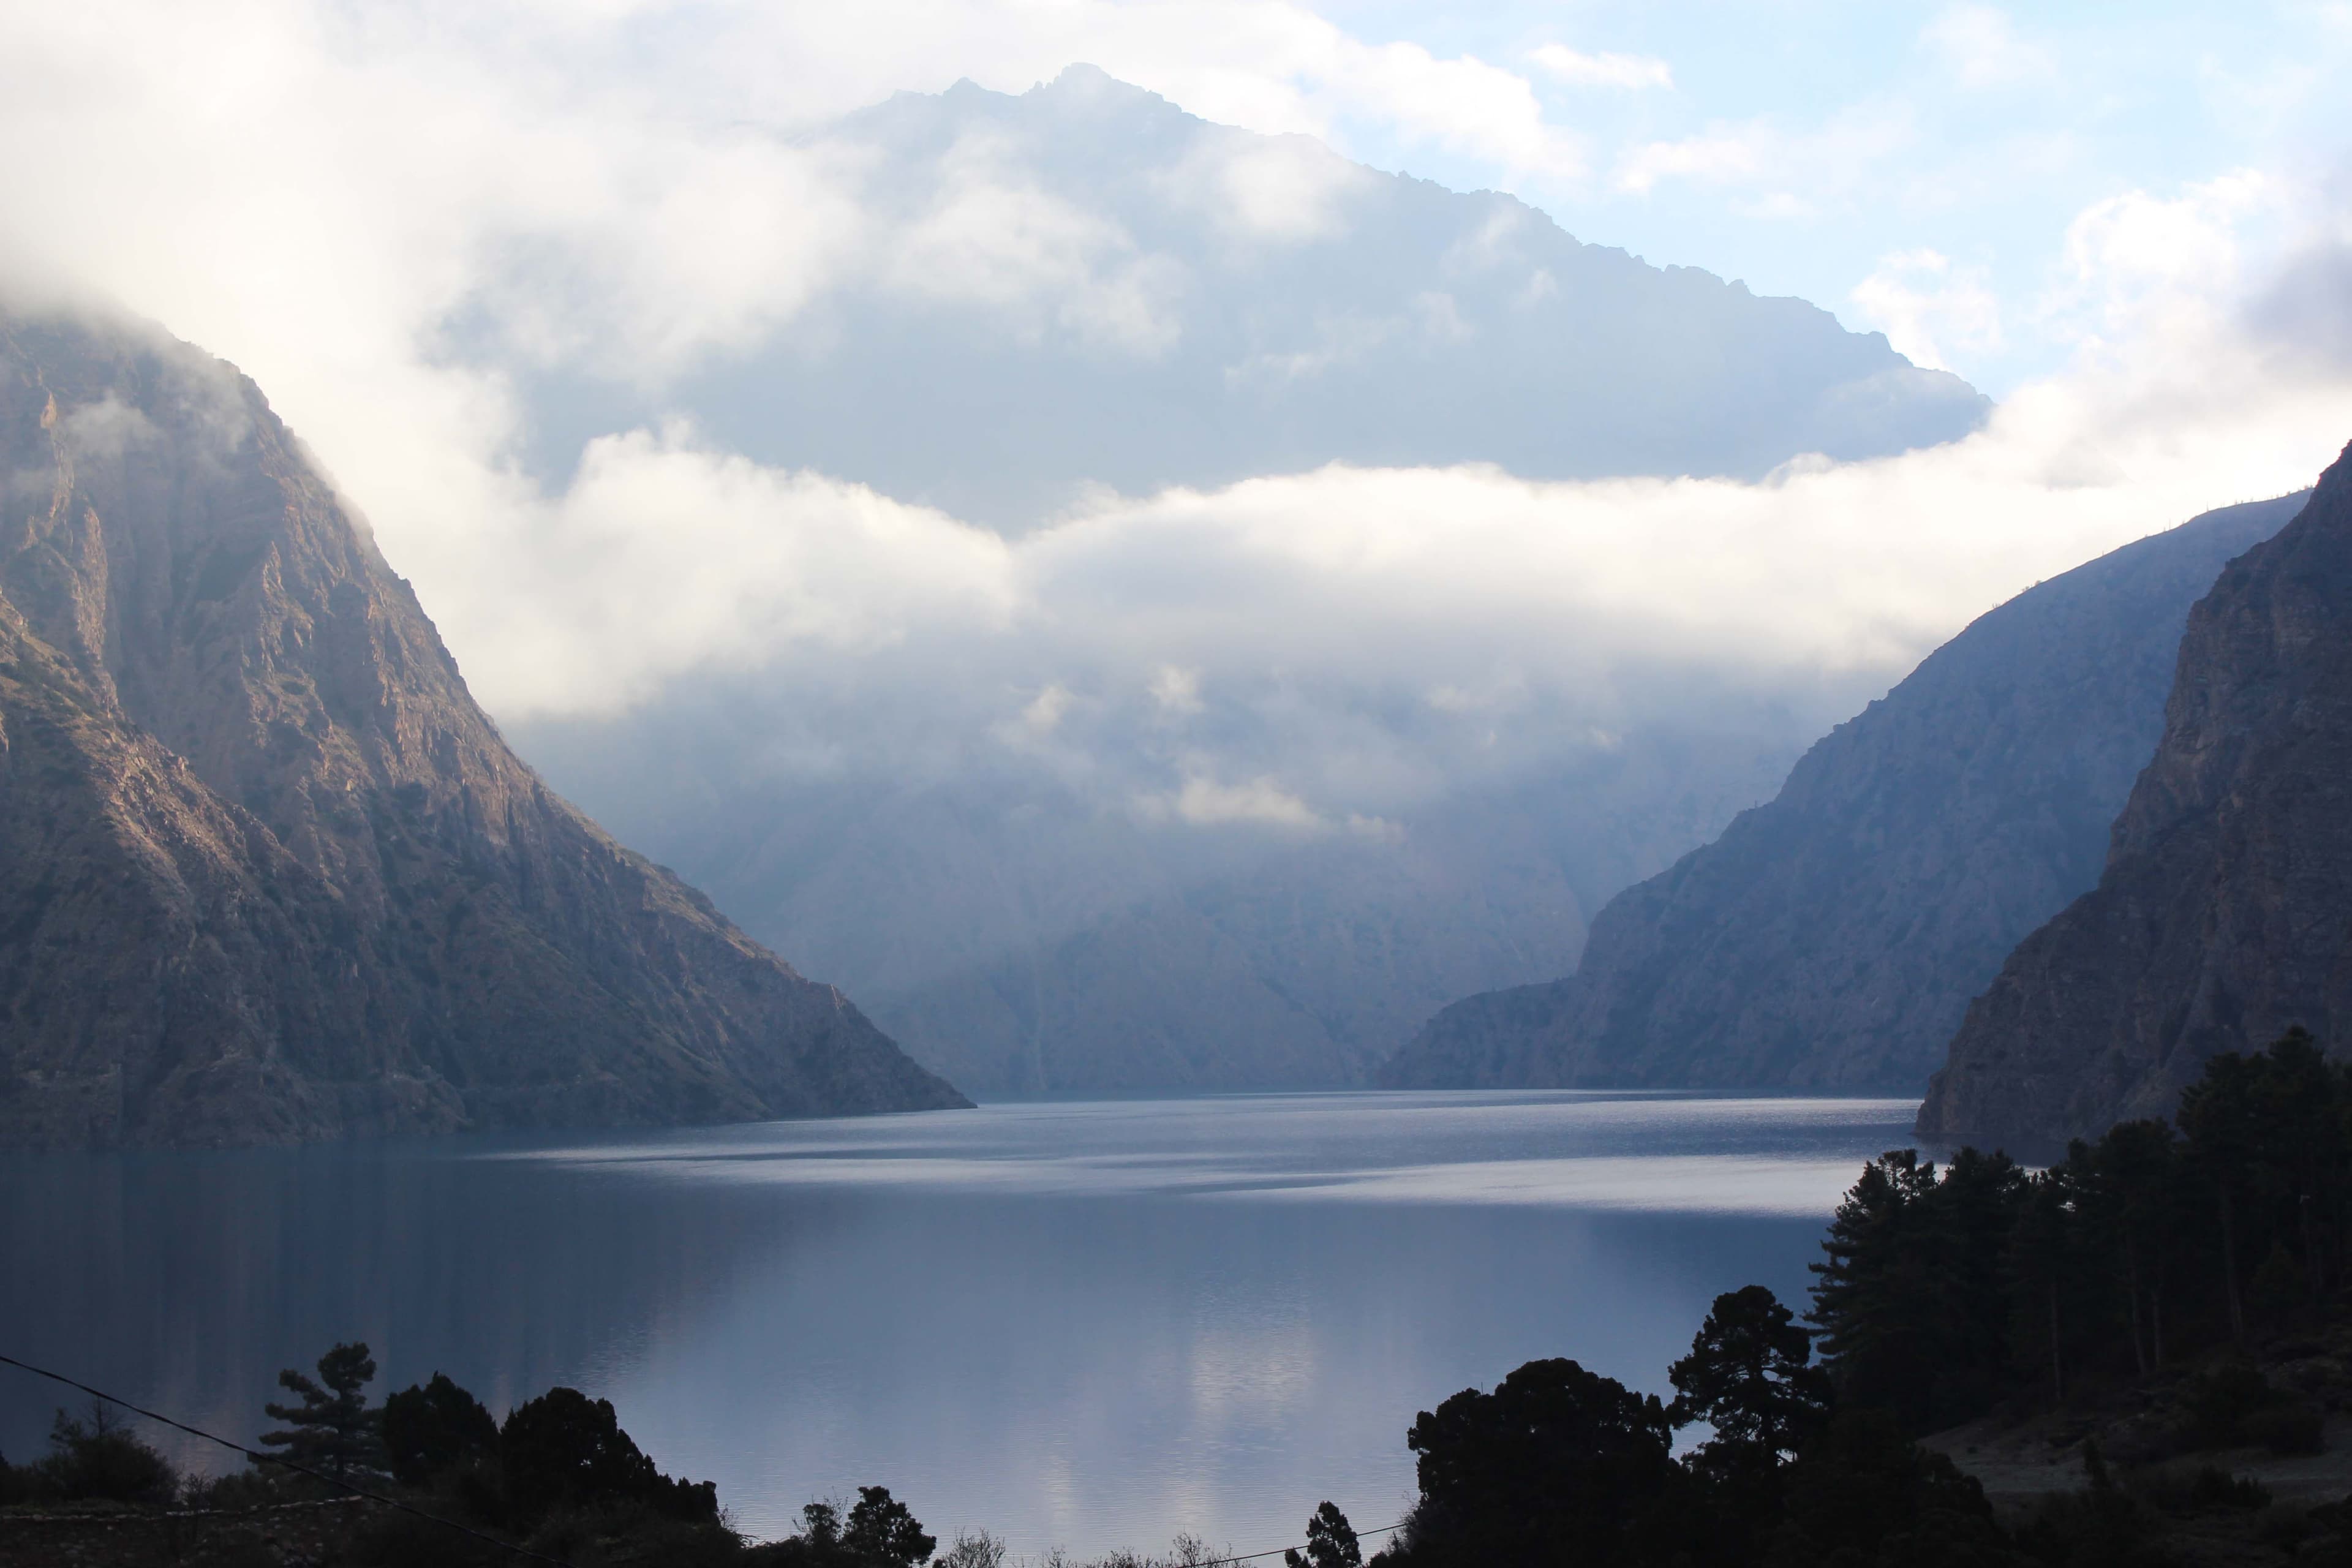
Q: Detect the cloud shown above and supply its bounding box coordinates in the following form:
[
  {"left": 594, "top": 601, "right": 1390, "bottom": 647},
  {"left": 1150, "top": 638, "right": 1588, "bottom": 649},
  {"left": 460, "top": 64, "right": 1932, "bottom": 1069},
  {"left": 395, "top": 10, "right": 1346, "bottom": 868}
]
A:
[
  {"left": 376, "top": 178, "right": 2351, "bottom": 843},
  {"left": 1155, "top": 129, "right": 1375, "bottom": 246},
  {"left": 1922, "top": 5, "right": 2055, "bottom": 90},
  {"left": 1148, "top": 666, "right": 1205, "bottom": 716},
  {"left": 1528, "top": 45, "right": 1673, "bottom": 91},
  {"left": 1850, "top": 249, "right": 2003, "bottom": 372},
  {"left": 1615, "top": 127, "right": 1768, "bottom": 195},
  {"left": 1148, "top": 775, "right": 1329, "bottom": 831},
  {"left": 1613, "top": 103, "right": 1912, "bottom": 206},
  {"left": 4, "top": 2, "right": 2350, "bottom": 847},
  {"left": 2045, "top": 171, "right": 2282, "bottom": 345},
  {"left": 878, "top": 127, "right": 1189, "bottom": 355}
]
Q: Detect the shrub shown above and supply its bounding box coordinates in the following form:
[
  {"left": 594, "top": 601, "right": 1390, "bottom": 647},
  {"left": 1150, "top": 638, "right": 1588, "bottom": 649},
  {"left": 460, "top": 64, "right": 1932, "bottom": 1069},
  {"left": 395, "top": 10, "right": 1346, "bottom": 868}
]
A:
[
  {"left": 2132, "top": 1464, "right": 2271, "bottom": 1514},
  {"left": 2244, "top": 1399, "right": 2325, "bottom": 1455},
  {"left": 31, "top": 1404, "right": 179, "bottom": 1506},
  {"left": 2183, "top": 1362, "right": 2277, "bottom": 1449}
]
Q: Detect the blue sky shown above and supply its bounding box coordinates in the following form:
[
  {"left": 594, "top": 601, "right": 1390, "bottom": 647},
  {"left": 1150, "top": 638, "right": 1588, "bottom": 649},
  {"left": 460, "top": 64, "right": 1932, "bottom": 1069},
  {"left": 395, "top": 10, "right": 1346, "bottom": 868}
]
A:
[{"left": 1033, "top": 1, "right": 2352, "bottom": 393}]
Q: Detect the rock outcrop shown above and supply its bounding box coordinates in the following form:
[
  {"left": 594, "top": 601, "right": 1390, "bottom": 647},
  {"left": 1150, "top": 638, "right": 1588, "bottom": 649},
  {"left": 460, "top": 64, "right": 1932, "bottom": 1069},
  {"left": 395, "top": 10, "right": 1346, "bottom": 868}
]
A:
[
  {"left": 1920, "top": 446, "right": 2352, "bottom": 1145},
  {"left": 1381, "top": 491, "right": 2308, "bottom": 1094},
  {"left": 0, "top": 309, "right": 966, "bottom": 1148}
]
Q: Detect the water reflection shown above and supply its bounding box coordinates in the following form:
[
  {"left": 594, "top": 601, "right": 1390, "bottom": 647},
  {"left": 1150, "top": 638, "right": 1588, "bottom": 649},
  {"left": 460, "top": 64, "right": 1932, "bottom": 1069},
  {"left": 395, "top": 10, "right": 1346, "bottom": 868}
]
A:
[{"left": 0, "top": 1091, "right": 1920, "bottom": 1556}]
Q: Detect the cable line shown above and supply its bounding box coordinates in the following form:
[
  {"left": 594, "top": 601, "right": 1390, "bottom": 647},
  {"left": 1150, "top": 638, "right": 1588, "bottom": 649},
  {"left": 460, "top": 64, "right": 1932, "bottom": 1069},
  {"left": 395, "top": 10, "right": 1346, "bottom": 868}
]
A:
[
  {"left": 1194, "top": 1522, "right": 1405, "bottom": 1565},
  {"left": 2, "top": 1349, "right": 1403, "bottom": 1568},
  {"left": 0, "top": 1350, "right": 576, "bottom": 1566}
]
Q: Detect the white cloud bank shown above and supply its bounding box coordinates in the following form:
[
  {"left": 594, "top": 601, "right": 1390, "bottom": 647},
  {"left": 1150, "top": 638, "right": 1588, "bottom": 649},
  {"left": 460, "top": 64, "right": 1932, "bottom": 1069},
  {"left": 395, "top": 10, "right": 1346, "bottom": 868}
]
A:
[{"left": 3, "top": 2, "right": 2351, "bottom": 837}]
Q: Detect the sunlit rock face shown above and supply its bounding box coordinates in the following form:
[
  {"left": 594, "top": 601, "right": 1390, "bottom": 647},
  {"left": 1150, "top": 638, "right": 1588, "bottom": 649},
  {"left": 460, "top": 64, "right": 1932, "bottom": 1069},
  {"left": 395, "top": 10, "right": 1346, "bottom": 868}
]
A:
[
  {"left": 1922, "top": 443, "right": 2352, "bottom": 1146},
  {"left": 0, "top": 311, "right": 965, "bottom": 1149},
  {"left": 1382, "top": 491, "right": 2308, "bottom": 1099}
]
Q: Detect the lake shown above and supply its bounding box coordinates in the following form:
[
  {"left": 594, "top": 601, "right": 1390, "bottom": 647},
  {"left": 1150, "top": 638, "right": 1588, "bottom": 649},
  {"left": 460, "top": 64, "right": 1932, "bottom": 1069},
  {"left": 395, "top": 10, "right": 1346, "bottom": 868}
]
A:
[{"left": 0, "top": 1091, "right": 1924, "bottom": 1559}]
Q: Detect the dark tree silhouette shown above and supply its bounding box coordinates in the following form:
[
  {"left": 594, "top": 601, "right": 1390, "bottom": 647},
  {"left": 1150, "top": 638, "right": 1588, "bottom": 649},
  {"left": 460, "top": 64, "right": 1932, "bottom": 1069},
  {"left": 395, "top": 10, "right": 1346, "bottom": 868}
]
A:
[
  {"left": 2085, "top": 1119, "right": 2182, "bottom": 1372},
  {"left": 261, "top": 1342, "right": 385, "bottom": 1480},
  {"left": 798, "top": 1499, "right": 844, "bottom": 1549},
  {"left": 2004, "top": 1167, "right": 2081, "bottom": 1404},
  {"left": 1668, "top": 1284, "right": 1832, "bottom": 1477},
  {"left": 1286, "top": 1501, "right": 1363, "bottom": 1568},
  {"left": 2179, "top": 1050, "right": 2264, "bottom": 1342},
  {"left": 382, "top": 1372, "right": 498, "bottom": 1487},
  {"left": 845, "top": 1484, "right": 937, "bottom": 1567},
  {"left": 499, "top": 1386, "right": 716, "bottom": 1526},
  {"left": 1765, "top": 1409, "right": 2013, "bottom": 1568},
  {"left": 1398, "top": 1357, "right": 1682, "bottom": 1567},
  {"left": 34, "top": 1403, "right": 179, "bottom": 1505}
]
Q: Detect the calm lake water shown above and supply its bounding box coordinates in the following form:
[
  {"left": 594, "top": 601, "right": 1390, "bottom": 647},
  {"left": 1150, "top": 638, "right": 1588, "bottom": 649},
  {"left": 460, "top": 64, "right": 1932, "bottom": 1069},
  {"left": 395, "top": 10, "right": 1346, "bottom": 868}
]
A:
[{"left": 0, "top": 1091, "right": 1923, "bottom": 1558}]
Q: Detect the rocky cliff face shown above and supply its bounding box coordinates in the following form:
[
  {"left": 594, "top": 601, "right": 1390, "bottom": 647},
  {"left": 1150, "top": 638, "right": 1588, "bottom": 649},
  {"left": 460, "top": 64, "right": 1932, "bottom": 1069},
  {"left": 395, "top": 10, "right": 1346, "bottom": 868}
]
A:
[
  {"left": 0, "top": 310, "right": 966, "bottom": 1148},
  {"left": 1921, "top": 448, "right": 2352, "bottom": 1145},
  {"left": 1381, "top": 491, "right": 2308, "bottom": 1095}
]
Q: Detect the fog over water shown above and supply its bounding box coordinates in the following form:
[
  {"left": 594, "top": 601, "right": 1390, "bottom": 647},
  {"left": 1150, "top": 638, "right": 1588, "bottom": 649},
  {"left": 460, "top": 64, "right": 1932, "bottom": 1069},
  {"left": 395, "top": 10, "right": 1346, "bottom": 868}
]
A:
[{"left": 0, "top": 1093, "right": 1921, "bottom": 1556}]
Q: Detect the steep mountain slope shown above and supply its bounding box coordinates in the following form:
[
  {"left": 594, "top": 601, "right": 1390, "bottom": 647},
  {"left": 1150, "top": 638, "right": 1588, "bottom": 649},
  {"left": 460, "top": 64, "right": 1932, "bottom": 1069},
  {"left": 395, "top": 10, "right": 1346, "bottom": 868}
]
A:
[
  {"left": 1381, "top": 491, "right": 2308, "bottom": 1094},
  {"left": 0, "top": 310, "right": 964, "bottom": 1148},
  {"left": 1921, "top": 447, "right": 2352, "bottom": 1145},
  {"left": 527, "top": 709, "right": 1803, "bottom": 1096}
]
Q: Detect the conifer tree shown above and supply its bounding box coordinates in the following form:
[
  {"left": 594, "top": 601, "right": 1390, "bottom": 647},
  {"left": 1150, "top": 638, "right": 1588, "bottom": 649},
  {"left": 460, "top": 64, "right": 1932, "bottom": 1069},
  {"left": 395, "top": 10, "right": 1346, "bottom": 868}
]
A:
[
  {"left": 2180, "top": 1053, "right": 2265, "bottom": 1341},
  {"left": 1669, "top": 1285, "right": 1832, "bottom": 1476},
  {"left": 1285, "top": 1501, "right": 1363, "bottom": 1568},
  {"left": 844, "top": 1485, "right": 937, "bottom": 1568},
  {"left": 260, "top": 1342, "right": 385, "bottom": 1480}
]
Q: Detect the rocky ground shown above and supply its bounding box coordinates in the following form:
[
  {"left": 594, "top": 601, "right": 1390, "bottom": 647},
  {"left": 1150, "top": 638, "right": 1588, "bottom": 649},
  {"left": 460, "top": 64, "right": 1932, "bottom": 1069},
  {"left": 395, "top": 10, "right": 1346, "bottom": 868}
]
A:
[
  {"left": 0, "top": 1496, "right": 390, "bottom": 1567},
  {"left": 1923, "top": 1326, "right": 2352, "bottom": 1563}
]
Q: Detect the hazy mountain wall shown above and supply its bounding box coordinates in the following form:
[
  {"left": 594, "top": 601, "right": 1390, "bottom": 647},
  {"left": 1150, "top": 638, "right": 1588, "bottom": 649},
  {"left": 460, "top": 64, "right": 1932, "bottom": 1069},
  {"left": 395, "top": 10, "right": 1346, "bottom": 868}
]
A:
[
  {"left": 496, "top": 66, "right": 1988, "bottom": 530},
  {"left": 505, "top": 68, "right": 1989, "bottom": 1097},
  {"left": 1381, "top": 491, "right": 2307, "bottom": 1095},
  {"left": 1921, "top": 447, "right": 2352, "bottom": 1145},
  {"left": 0, "top": 311, "right": 965, "bottom": 1148}
]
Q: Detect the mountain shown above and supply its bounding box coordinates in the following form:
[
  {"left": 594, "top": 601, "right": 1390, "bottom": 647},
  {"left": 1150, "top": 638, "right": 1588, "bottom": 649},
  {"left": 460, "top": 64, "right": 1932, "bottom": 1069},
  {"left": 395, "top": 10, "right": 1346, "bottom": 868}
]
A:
[
  {"left": 0, "top": 309, "right": 965, "bottom": 1149},
  {"left": 496, "top": 65, "right": 1991, "bottom": 529},
  {"left": 503, "top": 66, "right": 1991, "bottom": 1097},
  {"left": 1920, "top": 446, "right": 2352, "bottom": 1146},
  {"left": 1380, "top": 491, "right": 2309, "bottom": 1095},
  {"left": 522, "top": 703, "right": 1808, "bottom": 1096}
]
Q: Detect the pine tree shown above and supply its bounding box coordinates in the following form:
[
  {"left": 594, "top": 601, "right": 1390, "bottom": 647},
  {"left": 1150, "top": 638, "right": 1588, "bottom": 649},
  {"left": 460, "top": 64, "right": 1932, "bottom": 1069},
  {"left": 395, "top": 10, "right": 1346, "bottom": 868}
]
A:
[
  {"left": 1285, "top": 1502, "right": 1362, "bottom": 1568},
  {"left": 1668, "top": 1285, "right": 1833, "bottom": 1476},
  {"left": 260, "top": 1342, "right": 384, "bottom": 1480},
  {"left": 844, "top": 1485, "right": 937, "bottom": 1568},
  {"left": 2180, "top": 1054, "right": 2265, "bottom": 1341}
]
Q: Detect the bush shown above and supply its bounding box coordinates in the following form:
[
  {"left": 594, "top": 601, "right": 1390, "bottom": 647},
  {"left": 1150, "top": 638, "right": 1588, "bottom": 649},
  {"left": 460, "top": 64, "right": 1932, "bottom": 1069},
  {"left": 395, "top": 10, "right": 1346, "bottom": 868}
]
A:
[
  {"left": 2131, "top": 1464, "right": 2271, "bottom": 1515},
  {"left": 2183, "top": 1362, "right": 2278, "bottom": 1449},
  {"left": 29, "top": 1404, "right": 180, "bottom": 1506},
  {"left": 345, "top": 1509, "right": 513, "bottom": 1567},
  {"left": 2243, "top": 1400, "right": 2325, "bottom": 1456},
  {"left": 2256, "top": 1504, "right": 2313, "bottom": 1549},
  {"left": 183, "top": 1465, "right": 318, "bottom": 1510}
]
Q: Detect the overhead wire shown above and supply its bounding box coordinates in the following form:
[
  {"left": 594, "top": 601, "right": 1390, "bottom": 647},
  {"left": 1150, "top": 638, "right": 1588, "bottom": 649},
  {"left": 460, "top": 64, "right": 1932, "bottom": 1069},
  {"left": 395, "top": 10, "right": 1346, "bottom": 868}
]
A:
[
  {"left": 1193, "top": 1521, "right": 1405, "bottom": 1564},
  {"left": 0, "top": 1350, "right": 577, "bottom": 1565},
  {"left": 1, "top": 1349, "right": 1403, "bottom": 1568}
]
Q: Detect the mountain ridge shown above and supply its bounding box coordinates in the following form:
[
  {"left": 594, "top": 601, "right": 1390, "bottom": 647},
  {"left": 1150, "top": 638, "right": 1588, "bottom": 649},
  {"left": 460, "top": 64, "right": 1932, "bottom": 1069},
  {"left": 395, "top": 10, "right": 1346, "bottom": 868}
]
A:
[
  {"left": 1920, "top": 444, "right": 2352, "bottom": 1144},
  {"left": 1379, "top": 490, "right": 2309, "bottom": 1095},
  {"left": 0, "top": 307, "right": 967, "bottom": 1148}
]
